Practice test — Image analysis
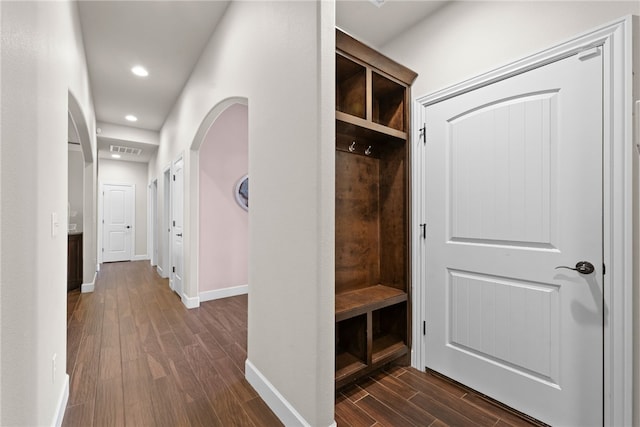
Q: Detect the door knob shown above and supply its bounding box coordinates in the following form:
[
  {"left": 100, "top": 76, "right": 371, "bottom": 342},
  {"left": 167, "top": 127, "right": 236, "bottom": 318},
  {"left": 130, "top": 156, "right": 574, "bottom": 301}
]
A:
[
  {"left": 126, "top": 225, "right": 131, "bottom": 229},
  {"left": 555, "top": 261, "right": 595, "bottom": 275},
  {"left": 176, "top": 233, "right": 183, "bottom": 237}
]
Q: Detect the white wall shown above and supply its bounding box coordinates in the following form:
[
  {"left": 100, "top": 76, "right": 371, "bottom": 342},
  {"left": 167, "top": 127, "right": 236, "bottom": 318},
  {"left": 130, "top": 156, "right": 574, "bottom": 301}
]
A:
[
  {"left": 382, "top": 1, "right": 639, "bottom": 97},
  {"left": 0, "top": 1, "right": 97, "bottom": 425},
  {"left": 148, "top": 1, "right": 335, "bottom": 425},
  {"left": 97, "top": 121, "right": 160, "bottom": 146},
  {"left": 199, "top": 103, "right": 248, "bottom": 295},
  {"left": 99, "top": 159, "right": 149, "bottom": 259},
  {"left": 68, "top": 147, "right": 84, "bottom": 231},
  {"left": 382, "top": 1, "right": 639, "bottom": 424}
]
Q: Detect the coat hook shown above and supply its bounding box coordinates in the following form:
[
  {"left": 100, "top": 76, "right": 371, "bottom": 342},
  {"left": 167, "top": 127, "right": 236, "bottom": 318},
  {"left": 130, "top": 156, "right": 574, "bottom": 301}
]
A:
[
  {"left": 349, "top": 141, "right": 356, "bottom": 152},
  {"left": 365, "top": 146, "right": 372, "bottom": 156}
]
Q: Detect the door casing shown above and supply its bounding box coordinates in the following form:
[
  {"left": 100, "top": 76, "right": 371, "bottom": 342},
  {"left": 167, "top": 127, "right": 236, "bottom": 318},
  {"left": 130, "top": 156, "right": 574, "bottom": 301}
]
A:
[
  {"left": 411, "top": 17, "right": 633, "bottom": 426},
  {"left": 99, "top": 182, "right": 135, "bottom": 263},
  {"left": 171, "top": 155, "right": 185, "bottom": 300}
]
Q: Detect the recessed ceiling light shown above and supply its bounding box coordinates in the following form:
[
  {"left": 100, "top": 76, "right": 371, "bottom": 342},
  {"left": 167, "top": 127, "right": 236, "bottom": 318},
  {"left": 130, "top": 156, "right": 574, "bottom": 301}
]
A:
[
  {"left": 125, "top": 115, "right": 138, "bottom": 122},
  {"left": 131, "top": 65, "right": 149, "bottom": 77},
  {"left": 111, "top": 154, "right": 121, "bottom": 159}
]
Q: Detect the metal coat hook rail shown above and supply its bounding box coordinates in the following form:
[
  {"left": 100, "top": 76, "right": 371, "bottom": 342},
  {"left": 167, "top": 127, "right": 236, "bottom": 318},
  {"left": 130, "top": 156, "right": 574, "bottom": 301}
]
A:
[{"left": 347, "top": 141, "right": 373, "bottom": 156}]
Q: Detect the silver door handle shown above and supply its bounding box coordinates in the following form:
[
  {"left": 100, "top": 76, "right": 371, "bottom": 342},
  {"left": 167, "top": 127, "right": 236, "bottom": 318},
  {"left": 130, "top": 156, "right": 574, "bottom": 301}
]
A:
[{"left": 555, "top": 261, "right": 595, "bottom": 275}]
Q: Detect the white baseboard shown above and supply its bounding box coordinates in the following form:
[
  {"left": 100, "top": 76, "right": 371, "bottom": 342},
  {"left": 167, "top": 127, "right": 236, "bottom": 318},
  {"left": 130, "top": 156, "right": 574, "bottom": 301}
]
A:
[
  {"left": 200, "top": 284, "right": 248, "bottom": 302},
  {"left": 245, "top": 360, "right": 336, "bottom": 427},
  {"left": 53, "top": 374, "right": 69, "bottom": 427},
  {"left": 96, "top": 263, "right": 100, "bottom": 272},
  {"left": 81, "top": 272, "right": 97, "bottom": 293},
  {"left": 181, "top": 293, "right": 200, "bottom": 309},
  {"left": 132, "top": 254, "right": 149, "bottom": 261},
  {"left": 156, "top": 266, "right": 165, "bottom": 278}
]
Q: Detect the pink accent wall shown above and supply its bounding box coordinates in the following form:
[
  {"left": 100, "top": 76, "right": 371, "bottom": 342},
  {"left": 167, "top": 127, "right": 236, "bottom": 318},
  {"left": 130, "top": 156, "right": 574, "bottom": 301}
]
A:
[{"left": 199, "top": 103, "right": 248, "bottom": 292}]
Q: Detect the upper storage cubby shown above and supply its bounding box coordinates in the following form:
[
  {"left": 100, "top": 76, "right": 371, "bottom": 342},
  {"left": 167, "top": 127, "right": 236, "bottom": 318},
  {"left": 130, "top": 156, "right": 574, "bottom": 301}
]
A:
[
  {"left": 335, "top": 30, "right": 416, "bottom": 137},
  {"left": 336, "top": 54, "right": 366, "bottom": 119},
  {"left": 372, "top": 72, "right": 405, "bottom": 131}
]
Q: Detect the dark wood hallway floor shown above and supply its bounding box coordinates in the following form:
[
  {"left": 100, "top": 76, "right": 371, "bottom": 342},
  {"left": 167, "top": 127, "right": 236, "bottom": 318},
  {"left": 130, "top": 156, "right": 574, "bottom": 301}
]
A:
[{"left": 64, "top": 261, "right": 541, "bottom": 427}]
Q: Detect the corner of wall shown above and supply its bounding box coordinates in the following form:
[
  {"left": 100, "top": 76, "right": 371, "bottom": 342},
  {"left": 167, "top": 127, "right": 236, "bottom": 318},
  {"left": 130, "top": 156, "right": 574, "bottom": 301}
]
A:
[
  {"left": 181, "top": 293, "right": 200, "bottom": 309},
  {"left": 245, "top": 360, "right": 337, "bottom": 427},
  {"left": 53, "top": 374, "right": 69, "bottom": 427},
  {"left": 81, "top": 271, "right": 97, "bottom": 293}
]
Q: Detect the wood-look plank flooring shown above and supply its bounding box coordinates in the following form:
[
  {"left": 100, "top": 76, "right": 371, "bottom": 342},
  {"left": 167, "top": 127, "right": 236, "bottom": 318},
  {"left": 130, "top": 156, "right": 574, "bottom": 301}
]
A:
[
  {"left": 64, "top": 261, "right": 280, "bottom": 427},
  {"left": 64, "top": 261, "right": 542, "bottom": 427}
]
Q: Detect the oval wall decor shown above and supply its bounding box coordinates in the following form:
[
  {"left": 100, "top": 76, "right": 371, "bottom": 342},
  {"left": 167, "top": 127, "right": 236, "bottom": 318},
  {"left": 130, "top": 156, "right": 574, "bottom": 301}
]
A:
[{"left": 235, "top": 175, "right": 248, "bottom": 211}]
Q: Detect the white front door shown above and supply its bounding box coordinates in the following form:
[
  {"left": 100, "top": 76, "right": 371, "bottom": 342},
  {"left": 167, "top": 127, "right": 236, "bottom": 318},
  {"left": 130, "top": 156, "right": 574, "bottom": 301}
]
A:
[
  {"left": 171, "top": 157, "right": 184, "bottom": 297},
  {"left": 422, "top": 50, "right": 603, "bottom": 425},
  {"left": 103, "top": 183, "right": 134, "bottom": 262}
]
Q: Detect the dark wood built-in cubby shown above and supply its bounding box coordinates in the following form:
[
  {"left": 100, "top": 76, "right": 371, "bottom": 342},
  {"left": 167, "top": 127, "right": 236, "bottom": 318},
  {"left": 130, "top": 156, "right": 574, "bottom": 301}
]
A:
[
  {"left": 335, "top": 29, "right": 417, "bottom": 389},
  {"left": 68, "top": 232, "right": 83, "bottom": 292}
]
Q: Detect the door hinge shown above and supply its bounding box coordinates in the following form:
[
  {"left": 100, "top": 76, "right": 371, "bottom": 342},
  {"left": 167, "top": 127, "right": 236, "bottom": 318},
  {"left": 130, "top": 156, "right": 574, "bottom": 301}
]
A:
[
  {"left": 172, "top": 266, "right": 175, "bottom": 273},
  {"left": 173, "top": 220, "right": 175, "bottom": 227},
  {"left": 102, "top": 248, "right": 104, "bottom": 252},
  {"left": 173, "top": 175, "right": 176, "bottom": 181},
  {"left": 423, "top": 321, "right": 426, "bottom": 336},
  {"left": 420, "top": 223, "right": 426, "bottom": 239},
  {"left": 419, "top": 124, "right": 426, "bottom": 144},
  {"left": 603, "top": 263, "right": 606, "bottom": 275}
]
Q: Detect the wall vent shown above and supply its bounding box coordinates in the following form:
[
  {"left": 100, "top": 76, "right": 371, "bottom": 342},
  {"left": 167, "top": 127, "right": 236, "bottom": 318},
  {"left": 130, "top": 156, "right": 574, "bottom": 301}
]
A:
[{"left": 110, "top": 145, "right": 142, "bottom": 156}]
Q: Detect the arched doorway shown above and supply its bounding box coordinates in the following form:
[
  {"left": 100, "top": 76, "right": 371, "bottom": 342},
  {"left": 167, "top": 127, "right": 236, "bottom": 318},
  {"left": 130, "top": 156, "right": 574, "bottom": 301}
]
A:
[
  {"left": 190, "top": 97, "right": 249, "bottom": 301},
  {"left": 67, "top": 92, "right": 96, "bottom": 292}
]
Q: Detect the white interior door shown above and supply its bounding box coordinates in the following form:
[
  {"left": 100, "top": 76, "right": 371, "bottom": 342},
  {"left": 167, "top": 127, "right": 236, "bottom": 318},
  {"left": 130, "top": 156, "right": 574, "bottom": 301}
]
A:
[
  {"left": 103, "top": 183, "right": 134, "bottom": 263},
  {"left": 171, "top": 158, "right": 184, "bottom": 296},
  {"left": 421, "top": 50, "right": 603, "bottom": 425}
]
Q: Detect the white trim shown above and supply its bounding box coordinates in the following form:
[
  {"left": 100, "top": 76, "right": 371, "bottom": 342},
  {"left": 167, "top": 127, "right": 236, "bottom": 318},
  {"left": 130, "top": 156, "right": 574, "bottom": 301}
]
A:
[
  {"left": 411, "top": 97, "right": 426, "bottom": 370},
  {"left": 132, "top": 254, "right": 149, "bottom": 261},
  {"left": 245, "top": 360, "right": 335, "bottom": 427},
  {"left": 148, "top": 182, "right": 153, "bottom": 266},
  {"left": 200, "top": 284, "right": 248, "bottom": 302},
  {"left": 99, "top": 182, "right": 136, "bottom": 263},
  {"left": 81, "top": 271, "right": 97, "bottom": 293},
  {"left": 412, "top": 16, "right": 633, "bottom": 426},
  {"left": 601, "top": 16, "right": 633, "bottom": 427},
  {"left": 156, "top": 265, "right": 165, "bottom": 278},
  {"left": 181, "top": 293, "right": 199, "bottom": 309},
  {"left": 162, "top": 165, "right": 172, "bottom": 282},
  {"left": 53, "top": 374, "right": 69, "bottom": 427},
  {"left": 150, "top": 179, "right": 158, "bottom": 267}
]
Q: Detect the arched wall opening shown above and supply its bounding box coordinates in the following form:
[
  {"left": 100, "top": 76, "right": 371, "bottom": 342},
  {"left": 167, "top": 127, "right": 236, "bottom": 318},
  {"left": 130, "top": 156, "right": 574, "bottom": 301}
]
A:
[
  {"left": 190, "top": 97, "right": 249, "bottom": 300},
  {"left": 68, "top": 91, "right": 97, "bottom": 292}
]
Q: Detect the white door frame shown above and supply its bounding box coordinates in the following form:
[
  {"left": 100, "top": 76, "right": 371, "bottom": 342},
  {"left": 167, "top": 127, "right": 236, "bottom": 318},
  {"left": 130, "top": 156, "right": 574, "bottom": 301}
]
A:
[
  {"left": 149, "top": 179, "right": 158, "bottom": 267},
  {"left": 412, "top": 17, "right": 633, "bottom": 426},
  {"left": 160, "top": 165, "right": 171, "bottom": 279},
  {"left": 99, "top": 181, "right": 136, "bottom": 263}
]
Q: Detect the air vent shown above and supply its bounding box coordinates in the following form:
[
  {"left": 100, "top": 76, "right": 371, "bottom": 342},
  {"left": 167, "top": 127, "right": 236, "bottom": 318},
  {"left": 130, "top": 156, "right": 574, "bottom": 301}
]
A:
[{"left": 110, "top": 145, "right": 142, "bottom": 156}]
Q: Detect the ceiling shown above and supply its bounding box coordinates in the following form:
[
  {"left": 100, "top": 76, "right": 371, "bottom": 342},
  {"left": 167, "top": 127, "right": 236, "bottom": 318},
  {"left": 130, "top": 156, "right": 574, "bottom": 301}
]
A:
[
  {"left": 78, "top": 1, "right": 230, "bottom": 131},
  {"left": 76, "top": 0, "right": 447, "bottom": 162},
  {"left": 336, "top": 0, "right": 448, "bottom": 48}
]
